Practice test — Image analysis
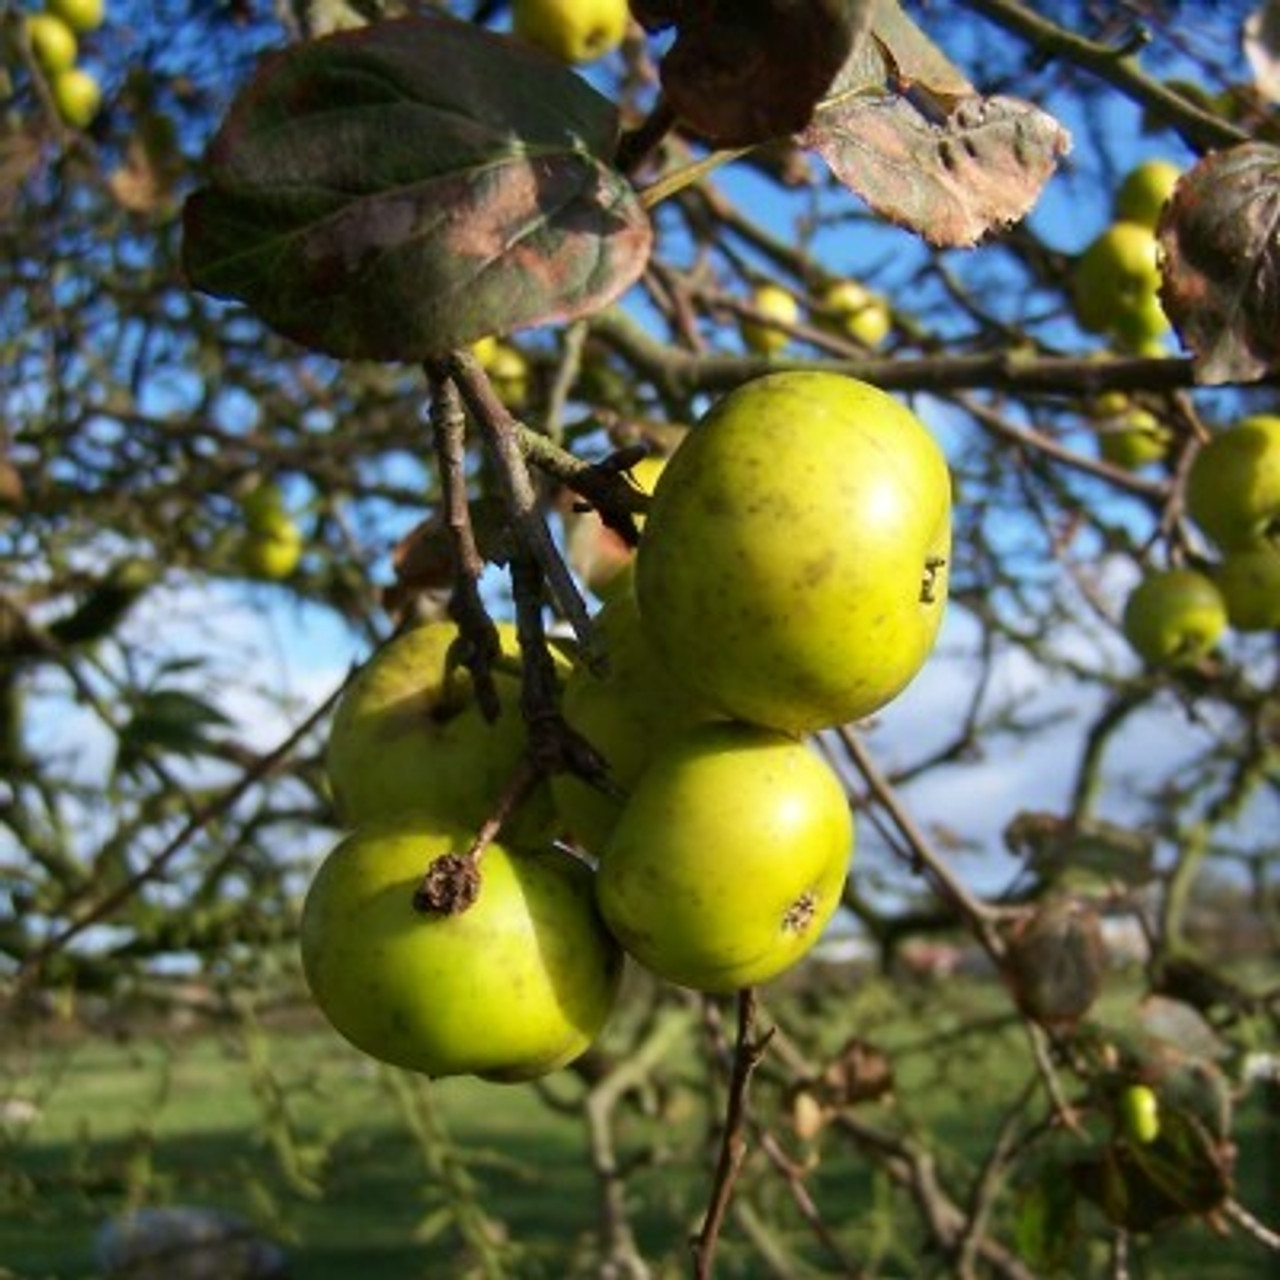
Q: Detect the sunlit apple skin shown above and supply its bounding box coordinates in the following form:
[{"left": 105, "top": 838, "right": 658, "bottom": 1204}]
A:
[
  {"left": 25, "top": 14, "right": 78, "bottom": 75},
  {"left": 301, "top": 820, "right": 623, "bottom": 1081},
  {"left": 1072, "top": 221, "right": 1169, "bottom": 348},
  {"left": 1119, "top": 1083, "right": 1161, "bottom": 1145},
  {"left": 49, "top": 0, "right": 106, "bottom": 34},
  {"left": 1114, "top": 159, "right": 1181, "bottom": 231},
  {"left": 1216, "top": 545, "right": 1280, "bottom": 631},
  {"left": 550, "top": 580, "right": 721, "bottom": 854},
  {"left": 1186, "top": 415, "right": 1280, "bottom": 550},
  {"left": 597, "top": 722, "right": 853, "bottom": 994},
  {"left": 740, "top": 283, "right": 799, "bottom": 355},
  {"left": 817, "top": 280, "right": 891, "bottom": 348},
  {"left": 1121, "top": 568, "right": 1227, "bottom": 666},
  {"left": 635, "top": 372, "right": 951, "bottom": 735},
  {"left": 512, "top": 0, "right": 628, "bottom": 64},
  {"left": 325, "top": 621, "right": 567, "bottom": 844}
]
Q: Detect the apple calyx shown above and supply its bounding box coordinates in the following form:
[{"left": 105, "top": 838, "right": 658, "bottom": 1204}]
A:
[
  {"left": 413, "top": 852, "right": 482, "bottom": 916},
  {"left": 921, "top": 555, "right": 948, "bottom": 605},
  {"left": 782, "top": 891, "right": 819, "bottom": 934}
]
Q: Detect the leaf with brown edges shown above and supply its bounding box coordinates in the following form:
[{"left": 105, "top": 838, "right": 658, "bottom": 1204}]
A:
[{"left": 1158, "top": 142, "right": 1280, "bottom": 385}]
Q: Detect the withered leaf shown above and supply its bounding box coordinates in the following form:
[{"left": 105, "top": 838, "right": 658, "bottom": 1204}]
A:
[
  {"left": 183, "top": 17, "right": 651, "bottom": 362},
  {"left": 1158, "top": 142, "right": 1280, "bottom": 385},
  {"left": 802, "top": 84, "right": 1071, "bottom": 247},
  {"left": 658, "top": 0, "right": 876, "bottom": 148}
]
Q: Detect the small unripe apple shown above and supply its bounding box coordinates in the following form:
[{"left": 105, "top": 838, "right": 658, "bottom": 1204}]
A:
[
  {"left": 597, "top": 722, "right": 853, "bottom": 993},
  {"left": 739, "top": 283, "right": 799, "bottom": 355},
  {"left": 816, "top": 279, "right": 891, "bottom": 348},
  {"left": 1092, "top": 396, "right": 1170, "bottom": 469},
  {"left": 236, "top": 510, "right": 303, "bottom": 581},
  {"left": 1216, "top": 544, "right": 1280, "bottom": 631},
  {"left": 473, "top": 337, "right": 530, "bottom": 410},
  {"left": 1072, "top": 221, "right": 1169, "bottom": 347},
  {"left": 51, "top": 67, "right": 102, "bottom": 129},
  {"left": 301, "top": 819, "right": 623, "bottom": 1080},
  {"left": 25, "top": 13, "right": 78, "bottom": 75},
  {"left": 48, "top": 0, "right": 106, "bottom": 34},
  {"left": 512, "top": 0, "right": 629, "bottom": 64},
  {"left": 636, "top": 372, "right": 951, "bottom": 734},
  {"left": 1118, "top": 1083, "right": 1161, "bottom": 1145},
  {"left": 1185, "top": 415, "right": 1280, "bottom": 550},
  {"left": 1114, "top": 159, "right": 1181, "bottom": 231},
  {"left": 1121, "top": 568, "right": 1227, "bottom": 666}
]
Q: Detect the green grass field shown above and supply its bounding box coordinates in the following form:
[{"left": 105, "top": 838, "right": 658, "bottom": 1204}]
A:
[{"left": 1, "top": 980, "right": 1275, "bottom": 1279}]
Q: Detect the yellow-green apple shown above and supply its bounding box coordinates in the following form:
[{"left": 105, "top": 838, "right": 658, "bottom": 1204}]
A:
[
  {"left": 1072, "top": 221, "right": 1169, "bottom": 348},
  {"left": 236, "top": 508, "right": 302, "bottom": 581},
  {"left": 1121, "top": 568, "right": 1227, "bottom": 666},
  {"left": 1092, "top": 394, "right": 1171, "bottom": 469},
  {"left": 50, "top": 67, "right": 101, "bottom": 128},
  {"left": 1216, "top": 545, "right": 1280, "bottom": 631},
  {"left": 1114, "top": 159, "right": 1181, "bottom": 231},
  {"left": 1119, "top": 1083, "right": 1161, "bottom": 1145},
  {"left": 512, "top": 0, "right": 629, "bottom": 64},
  {"left": 816, "top": 279, "right": 891, "bottom": 348},
  {"left": 25, "top": 13, "right": 78, "bottom": 75},
  {"left": 301, "top": 819, "right": 622, "bottom": 1080},
  {"left": 597, "top": 722, "right": 852, "bottom": 993},
  {"left": 550, "top": 580, "right": 720, "bottom": 854},
  {"left": 325, "top": 620, "right": 569, "bottom": 843},
  {"left": 1185, "top": 415, "right": 1280, "bottom": 550},
  {"left": 635, "top": 371, "right": 951, "bottom": 734},
  {"left": 472, "top": 336, "right": 530, "bottom": 411},
  {"left": 48, "top": 0, "right": 105, "bottom": 34},
  {"left": 739, "top": 283, "right": 799, "bottom": 355}
]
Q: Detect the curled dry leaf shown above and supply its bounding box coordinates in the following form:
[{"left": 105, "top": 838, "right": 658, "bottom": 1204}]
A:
[
  {"left": 1158, "top": 142, "right": 1280, "bottom": 385},
  {"left": 1002, "top": 898, "right": 1107, "bottom": 1030}
]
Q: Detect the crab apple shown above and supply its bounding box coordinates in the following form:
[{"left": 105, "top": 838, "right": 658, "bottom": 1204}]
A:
[
  {"left": 635, "top": 372, "right": 951, "bottom": 735},
  {"left": 550, "top": 580, "right": 720, "bottom": 854},
  {"left": 1072, "top": 221, "right": 1170, "bottom": 347},
  {"left": 597, "top": 722, "right": 853, "bottom": 994},
  {"left": 1121, "top": 568, "right": 1227, "bottom": 667},
  {"left": 1114, "top": 159, "right": 1181, "bottom": 231},
  {"left": 1216, "top": 545, "right": 1280, "bottom": 631},
  {"left": 816, "top": 279, "right": 891, "bottom": 349},
  {"left": 739, "top": 283, "right": 800, "bottom": 355},
  {"left": 325, "top": 620, "right": 570, "bottom": 844},
  {"left": 25, "top": 14, "right": 78, "bottom": 75},
  {"left": 50, "top": 67, "right": 102, "bottom": 129},
  {"left": 300, "top": 820, "right": 623, "bottom": 1081},
  {"left": 512, "top": 0, "right": 628, "bottom": 64},
  {"left": 1185, "top": 415, "right": 1280, "bottom": 550}
]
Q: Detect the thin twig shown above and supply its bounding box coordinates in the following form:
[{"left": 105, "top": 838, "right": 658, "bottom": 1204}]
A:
[{"left": 691, "top": 990, "right": 775, "bottom": 1280}]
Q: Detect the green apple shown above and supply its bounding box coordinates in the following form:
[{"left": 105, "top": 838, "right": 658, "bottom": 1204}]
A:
[
  {"left": 1185, "top": 415, "right": 1280, "bottom": 550},
  {"left": 48, "top": 0, "right": 106, "bottom": 34},
  {"left": 1072, "top": 221, "right": 1169, "bottom": 346},
  {"left": 25, "top": 13, "right": 78, "bottom": 75},
  {"left": 50, "top": 67, "right": 101, "bottom": 129},
  {"left": 301, "top": 819, "right": 623, "bottom": 1080},
  {"left": 236, "top": 510, "right": 303, "bottom": 581},
  {"left": 325, "top": 620, "right": 568, "bottom": 844},
  {"left": 739, "top": 283, "right": 799, "bottom": 356},
  {"left": 635, "top": 371, "right": 951, "bottom": 734},
  {"left": 1114, "top": 159, "right": 1181, "bottom": 231},
  {"left": 816, "top": 279, "right": 891, "bottom": 349},
  {"left": 597, "top": 722, "right": 852, "bottom": 993},
  {"left": 1092, "top": 395, "right": 1171, "bottom": 469},
  {"left": 565, "top": 452, "right": 670, "bottom": 600},
  {"left": 1121, "top": 568, "right": 1227, "bottom": 666},
  {"left": 512, "top": 0, "right": 628, "bottom": 64},
  {"left": 1216, "top": 545, "right": 1280, "bottom": 631},
  {"left": 1119, "top": 1083, "right": 1161, "bottom": 1145},
  {"left": 550, "top": 580, "right": 720, "bottom": 854},
  {"left": 473, "top": 336, "right": 530, "bottom": 410}
]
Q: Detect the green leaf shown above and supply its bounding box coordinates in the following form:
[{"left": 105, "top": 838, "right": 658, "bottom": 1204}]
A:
[
  {"left": 114, "top": 689, "right": 234, "bottom": 777},
  {"left": 182, "top": 16, "right": 652, "bottom": 361},
  {"left": 1013, "top": 1168, "right": 1078, "bottom": 1273}
]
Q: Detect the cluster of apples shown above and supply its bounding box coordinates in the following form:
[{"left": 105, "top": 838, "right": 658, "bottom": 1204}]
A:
[
  {"left": 741, "top": 278, "right": 893, "bottom": 355},
  {"left": 22, "top": 0, "right": 103, "bottom": 129},
  {"left": 1071, "top": 159, "right": 1181, "bottom": 353},
  {"left": 1122, "top": 415, "right": 1280, "bottom": 665},
  {"left": 234, "top": 482, "right": 303, "bottom": 582},
  {"left": 301, "top": 371, "right": 953, "bottom": 1082}
]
